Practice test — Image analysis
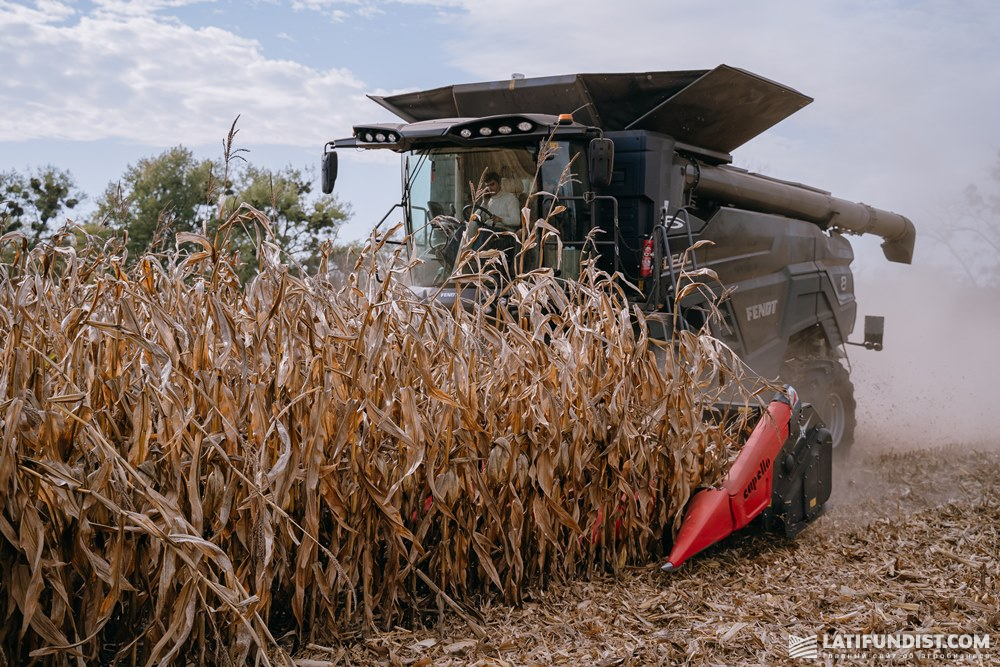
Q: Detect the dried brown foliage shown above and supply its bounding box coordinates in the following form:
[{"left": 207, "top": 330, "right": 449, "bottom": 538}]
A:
[
  {"left": 0, "top": 207, "right": 754, "bottom": 664},
  {"left": 322, "top": 447, "right": 999, "bottom": 666}
]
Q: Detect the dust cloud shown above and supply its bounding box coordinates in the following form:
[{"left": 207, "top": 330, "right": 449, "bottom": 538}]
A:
[{"left": 849, "top": 262, "right": 1000, "bottom": 452}]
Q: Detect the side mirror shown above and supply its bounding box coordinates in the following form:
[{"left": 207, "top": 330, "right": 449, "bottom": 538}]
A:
[
  {"left": 589, "top": 138, "right": 614, "bottom": 189},
  {"left": 321, "top": 144, "right": 338, "bottom": 194}
]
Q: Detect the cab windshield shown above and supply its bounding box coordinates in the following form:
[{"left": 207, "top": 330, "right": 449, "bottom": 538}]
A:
[{"left": 405, "top": 141, "right": 590, "bottom": 287}]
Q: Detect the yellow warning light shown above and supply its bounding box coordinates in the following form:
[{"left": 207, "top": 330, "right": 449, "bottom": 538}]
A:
[{"left": 557, "top": 113, "right": 574, "bottom": 125}]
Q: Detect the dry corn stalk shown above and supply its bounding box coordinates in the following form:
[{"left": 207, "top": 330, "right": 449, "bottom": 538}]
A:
[{"left": 0, "top": 208, "right": 757, "bottom": 664}]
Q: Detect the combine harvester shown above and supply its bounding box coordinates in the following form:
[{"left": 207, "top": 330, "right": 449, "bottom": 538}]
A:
[{"left": 319, "top": 66, "right": 915, "bottom": 569}]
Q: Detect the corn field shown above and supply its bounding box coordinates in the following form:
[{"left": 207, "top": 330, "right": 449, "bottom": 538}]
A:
[{"left": 0, "top": 208, "right": 757, "bottom": 665}]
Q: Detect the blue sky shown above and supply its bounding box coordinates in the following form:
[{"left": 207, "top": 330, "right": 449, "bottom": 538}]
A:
[{"left": 2, "top": 0, "right": 1000, "bottom": 249}]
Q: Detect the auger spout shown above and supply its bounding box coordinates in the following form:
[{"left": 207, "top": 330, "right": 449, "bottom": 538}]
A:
[{"left": 684, "top": 161, "right": 916, "bottom": 264}]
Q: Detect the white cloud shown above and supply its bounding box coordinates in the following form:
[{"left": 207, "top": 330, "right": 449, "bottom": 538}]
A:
[
  {"left": 90, "top": 0, "right": 213, "bottom": 17},
  {"left": 289, "top": 0, "right": 459, "bottom": 20},
  {"left": 0, "top": 0, "right": 73, "bottom": 24},
  {"left": 355, "top": 4, "right": 382, "bottom": 17},
  {"left": 0, "top": 2, "right": 370, "bottom": 146}
]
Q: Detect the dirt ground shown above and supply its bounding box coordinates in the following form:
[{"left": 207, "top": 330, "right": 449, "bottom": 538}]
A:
[{"left": 297, "top": 432, "right": 999, "bottom": 667}]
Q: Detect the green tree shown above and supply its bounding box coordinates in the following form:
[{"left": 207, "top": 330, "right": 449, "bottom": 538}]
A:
[
  {"left": 94, "top": 146, "right": 218, "bottom": 259},
  {"left": 93, "top": 145, "right": 352, "bottom": 277},
  {"left": 231, "top": 165, "right": 350, "bottom": 267},
  {"left": 1, "top": 166, "right": 84, "bottom": 243}
]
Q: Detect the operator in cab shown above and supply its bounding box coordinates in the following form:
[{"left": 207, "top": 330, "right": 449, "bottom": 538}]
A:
[{"left": 477, "top": 172, "right": 522, "bottom": 231}]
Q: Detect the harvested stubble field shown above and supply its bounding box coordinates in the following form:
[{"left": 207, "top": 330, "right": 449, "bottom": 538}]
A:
[{"left": 311, "top": 442, "right": 999, "bottom": 666}]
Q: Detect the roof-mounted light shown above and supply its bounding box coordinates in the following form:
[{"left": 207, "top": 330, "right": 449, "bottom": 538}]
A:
[
  {"left": 353, "top": 124, "right": 404, "bottom": 145},
  {"left": 449, "top": 116, "right": 544, "bottom": 140}
]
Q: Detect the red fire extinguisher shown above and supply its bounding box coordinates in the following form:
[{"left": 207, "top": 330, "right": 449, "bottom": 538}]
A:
[{"left": 640, "top": 237, "right": 654, "bottom": 278}]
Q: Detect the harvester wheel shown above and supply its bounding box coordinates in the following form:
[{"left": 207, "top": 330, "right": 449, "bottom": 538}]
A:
[{"left": 787, "top": 360, "right": 856, "bottom": 455}]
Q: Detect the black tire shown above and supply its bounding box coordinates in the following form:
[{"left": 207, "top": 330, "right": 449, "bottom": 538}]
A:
[{"left": 784, "top": 359, "right": 856, "bottom": 455}]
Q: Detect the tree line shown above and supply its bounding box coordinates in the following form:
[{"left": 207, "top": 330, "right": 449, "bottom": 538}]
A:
[
  {"left": 928, "top": 151, "right": 1000, "bottom": 288},
  {"left": 1, "top": 145, "right": 353, "bottom": 278}
]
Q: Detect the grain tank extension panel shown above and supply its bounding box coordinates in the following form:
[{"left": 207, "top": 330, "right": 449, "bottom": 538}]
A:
[{"left": 371, "top": 65, "right": 813, "bottom": 154}]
